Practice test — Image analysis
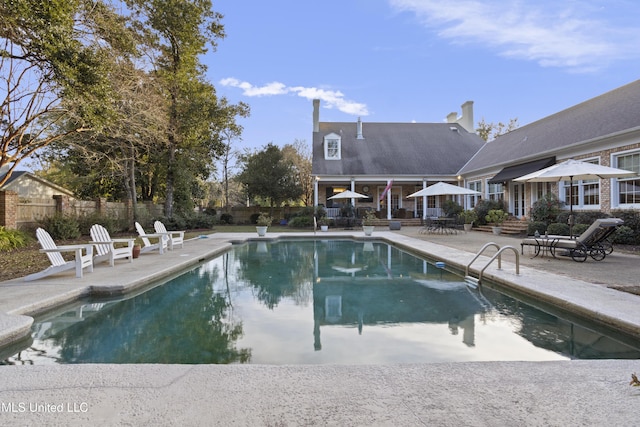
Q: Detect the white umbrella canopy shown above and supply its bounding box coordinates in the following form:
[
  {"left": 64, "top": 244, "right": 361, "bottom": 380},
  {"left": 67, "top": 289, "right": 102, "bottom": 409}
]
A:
[
  {"left": 513, "top": 159, "right": 636, "bottom": 182},
  {"left": 328, "top": 190, "right": 369, "bottom": 199},
  {"left": 514, "top": 159, "right": 636, "bottom": 236},
  {"left": 407, "top": 181, "right": 481, "bottom": 198}
]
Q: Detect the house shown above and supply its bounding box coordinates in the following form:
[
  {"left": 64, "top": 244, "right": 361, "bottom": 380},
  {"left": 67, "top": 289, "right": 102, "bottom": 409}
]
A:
[
  {"left": 312, "top": 79, "right": 640, "bottom": 220},
  {"left": 0, "top": 167, "right": 74, "bottom": 199},
  {"left": 458, "top": 79, "right": 640, "bottom": 218},
  {"left": 311, "top": 100, "right": 486, "bottom": 219}
]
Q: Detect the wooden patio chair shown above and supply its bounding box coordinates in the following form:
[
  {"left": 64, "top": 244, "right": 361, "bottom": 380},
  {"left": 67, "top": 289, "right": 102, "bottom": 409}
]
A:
[
  {"left": 24, "top": 228, "right": 94, "bottom": 281},
  {"left": 153, "top": 220, "right": 184, "bottom": 250},
  {"left": 90, "top": 224, "right": 135, "bottom": 266},
  {"left": 134, "top": 222, "right": 167, "bottom": 254}
]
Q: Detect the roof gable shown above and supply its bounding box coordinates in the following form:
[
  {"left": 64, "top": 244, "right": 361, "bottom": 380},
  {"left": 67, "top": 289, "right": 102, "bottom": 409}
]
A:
[
  {"left": 459, "top": 79, "right": 640, "bottom": 175},
  {"left": 312, "top": 122, "right": 485, "bottom": 176}
]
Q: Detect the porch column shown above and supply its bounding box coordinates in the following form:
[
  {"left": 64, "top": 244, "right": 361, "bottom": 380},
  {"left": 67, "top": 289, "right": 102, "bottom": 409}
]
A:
[
  {"left": 386, "top": 180, "right": 392, "bottom": 220},
  {"left": 350, "top": 178, "right": 356, "bottom": 206},
  {"left": 314, "top": 177, "right": 319, "bottom": 206},
  {"left": 422, "top": 179, "right": 427, "bottom": 220}
]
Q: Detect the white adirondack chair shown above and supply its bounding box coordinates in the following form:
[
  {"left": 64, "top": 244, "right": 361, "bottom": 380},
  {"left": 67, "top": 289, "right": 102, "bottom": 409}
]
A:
[
  {"left": 153, "top": 221, "right": 184, "bottom": 250},
  {"left": 24, "top": 228, "right": 94, "bottom": 281},
  {"left": 134, "top": 222, "right": 166, "bottom": 254},
  {"left": 90, "top": 224, "right": 135, "bottom": 266}
]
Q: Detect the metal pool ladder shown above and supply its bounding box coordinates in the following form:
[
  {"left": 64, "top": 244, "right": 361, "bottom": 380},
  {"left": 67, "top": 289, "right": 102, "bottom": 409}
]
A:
[{"left": 465, "top": 242, "right": 520, "bottom": 288}]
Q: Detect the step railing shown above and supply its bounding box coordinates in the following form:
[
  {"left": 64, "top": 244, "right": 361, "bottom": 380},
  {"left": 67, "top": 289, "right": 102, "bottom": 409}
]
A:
[{"left": 465, "top": 242, "right": 520, "bottom": 287}]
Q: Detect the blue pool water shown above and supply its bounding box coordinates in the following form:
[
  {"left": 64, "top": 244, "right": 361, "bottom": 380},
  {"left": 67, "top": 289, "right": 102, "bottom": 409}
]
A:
[{"left": 3, "top": 240, "right": 640, "bottom": 365}]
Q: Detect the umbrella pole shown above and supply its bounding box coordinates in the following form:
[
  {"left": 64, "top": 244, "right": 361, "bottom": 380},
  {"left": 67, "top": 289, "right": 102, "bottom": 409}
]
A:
[{"left": 568, "top": 177, "right": 574, "bottom": 238}]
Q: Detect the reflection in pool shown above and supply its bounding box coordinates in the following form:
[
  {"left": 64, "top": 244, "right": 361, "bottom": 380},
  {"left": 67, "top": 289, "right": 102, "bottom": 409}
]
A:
[{"left": 4, "top": 240, "right": 640, "bottom": 365}]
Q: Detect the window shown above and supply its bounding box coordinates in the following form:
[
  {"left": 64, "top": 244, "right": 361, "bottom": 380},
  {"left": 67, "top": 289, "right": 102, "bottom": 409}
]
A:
[
  {"left": 323, "top": 133, "right": 341, "bottom": 160},
  {"left": 467, "top": 180, "right": 482, "bottom": 207},
  {"left": 615, "top": 152, "right": 640, "bottom": 205},
  {"left": 560, "top": 158, "right": 599, "bottom": 208},
  {"left": 487, "top": 182, "right": 503, "bottom": 201}
]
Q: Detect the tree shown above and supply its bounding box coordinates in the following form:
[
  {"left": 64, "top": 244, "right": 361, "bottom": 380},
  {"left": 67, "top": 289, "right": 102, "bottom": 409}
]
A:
[
  {"left": 476, "top": 117, "right": 519, "bottom": 142},
  {"left": 0, "top": 0, "right": 130, "bottom": 186},
  {"left": 125, "top": 0, "right": 226, "bottom": 218},
  {"left": 236, "top": 143, "right": 303, "bottom": 211},
  {"left": 281, "top": 139, "right": 312, "bottom": 206}
]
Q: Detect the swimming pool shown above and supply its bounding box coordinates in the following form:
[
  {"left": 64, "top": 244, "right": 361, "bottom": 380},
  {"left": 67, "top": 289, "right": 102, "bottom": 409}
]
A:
[{"left": 4, "top": 239, "right": 640, "bottom": 365}]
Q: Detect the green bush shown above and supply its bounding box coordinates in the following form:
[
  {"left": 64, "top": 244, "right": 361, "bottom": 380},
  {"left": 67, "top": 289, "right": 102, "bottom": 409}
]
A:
[
  {"left": 288, "top": 216, "right": 313, "bottom": 228},
  {"left": 527, "top": 221, "right": 548, "bottom": 235},
  {"left": 40, "top": 214, "right": 81, "bottom": 240},
  {"left": 530, "top": 193, "right": 564, "bottom": 224},
  {"left": 219, "top": 213, "right": 233, "bottom": 224},
  {"left": 612, "top": 225, "right": 635, "bottom": 244},
  {"left": 473, "top": 199, "right": 507, "bottom": 226},
  {"left": 442, "top": 200, "right": 463, "bottom": 218},
  {"left": 571, "top": 223, "right": 589, "bottom": 237},
  {"left": 0, "top": 227, "right": 28, "bottom": 251},
  {"left": 77, "top": 212, "right": 123, "bottom": 235},
  {"left": 547, "top": 222, "right": 570, "bottom": 236},
  {"left": 612, "top": 209, "right": 640, "bottom": 245}
]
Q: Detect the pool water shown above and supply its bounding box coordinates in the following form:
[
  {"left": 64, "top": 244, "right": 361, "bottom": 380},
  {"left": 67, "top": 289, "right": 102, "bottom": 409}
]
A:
[{"left": 4, "top": 240, "right": 640, "bottom": 365}]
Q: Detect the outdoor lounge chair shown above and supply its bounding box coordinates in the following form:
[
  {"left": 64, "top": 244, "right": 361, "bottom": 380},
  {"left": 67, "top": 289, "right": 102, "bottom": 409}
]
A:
[
  {"left": 24, "top": 228, "right": 94, "bottom": 281},
  {"left": 134, "top": 222, "right": 167, "bottom": 254},
  {"left": 520, "top": 218, "right": 623, "bottom": 262},
  {"left": 90, "top": 224, "right": 135, "bottom": 266},
  {"left": 153, "top": 220, "right": 184, "bottom": 250}
]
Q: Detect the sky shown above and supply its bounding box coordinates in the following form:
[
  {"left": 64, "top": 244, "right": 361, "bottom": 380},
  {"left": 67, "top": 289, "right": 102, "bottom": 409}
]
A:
[{"left": 204, "top": 0, "right": 640, "bottom": 151}]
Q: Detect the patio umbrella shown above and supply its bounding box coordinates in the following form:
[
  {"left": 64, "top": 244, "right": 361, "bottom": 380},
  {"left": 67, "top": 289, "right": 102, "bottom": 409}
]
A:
[
  {"left": 514, "top": 159, "right": 636, "bottom": 236},
  {"left": 407, "top": 181, "right": 481, "bottom": 198}
]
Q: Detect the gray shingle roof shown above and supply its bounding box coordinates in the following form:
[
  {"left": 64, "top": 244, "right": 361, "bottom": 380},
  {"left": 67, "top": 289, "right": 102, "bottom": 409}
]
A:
[
  {"left": 312, "top": 122, "right": 485, "bottom": 176},
  {"left": 459, "top": 79, "right": 640, "bottom": 175}
]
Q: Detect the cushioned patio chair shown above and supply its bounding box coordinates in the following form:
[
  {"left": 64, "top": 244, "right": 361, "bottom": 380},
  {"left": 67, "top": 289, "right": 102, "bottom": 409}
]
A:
[
  {"left": 153, "top": 220, "right": 184, "bottom": 250},
  {"left": 90, "top": 224, "right": 135, "bottom": 266},
  {"left": 134, "top": 222, "right": 167, "bottom": 254},
  {"left": 24, "top": 228, "right": 94, "bottom": 281},
  {"left": 520, "top": 218, "right": 623, "bottom": 262}
]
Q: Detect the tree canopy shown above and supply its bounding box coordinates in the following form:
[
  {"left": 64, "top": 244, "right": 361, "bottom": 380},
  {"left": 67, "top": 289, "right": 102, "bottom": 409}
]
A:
[{"left": 237, "top": 143, "right": 304, "bottom": 210}]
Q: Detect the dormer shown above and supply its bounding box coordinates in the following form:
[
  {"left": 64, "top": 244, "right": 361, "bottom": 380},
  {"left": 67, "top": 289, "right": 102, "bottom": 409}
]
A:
[{"left": 323, "top": 133, "right": 341, "bottom": 160}]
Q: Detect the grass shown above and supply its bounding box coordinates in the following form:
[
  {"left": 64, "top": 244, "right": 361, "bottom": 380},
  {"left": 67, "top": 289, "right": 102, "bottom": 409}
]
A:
[{"left": 0, "top": 224, "right": 313, "bottom": 282}]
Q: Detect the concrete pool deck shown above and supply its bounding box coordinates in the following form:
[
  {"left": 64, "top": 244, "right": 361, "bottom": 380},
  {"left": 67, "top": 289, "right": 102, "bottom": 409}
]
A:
[{"left": 0, "top": 229, "right": 639, "bottom": 425}]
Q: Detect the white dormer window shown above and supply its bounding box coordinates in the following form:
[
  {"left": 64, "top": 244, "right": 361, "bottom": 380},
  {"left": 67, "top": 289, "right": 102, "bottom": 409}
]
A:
[{"left": 324, "top": 133, "right": 341, "bottom": 160}]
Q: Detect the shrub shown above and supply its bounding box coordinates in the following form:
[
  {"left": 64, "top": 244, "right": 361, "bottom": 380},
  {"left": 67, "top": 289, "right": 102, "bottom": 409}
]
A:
[
  {"left": 612, "top": 225, "right": 636, "bottom": 245},
  {"left": 442, "top": 200, "right": 463, "bottom": 218},
  {"left": 249, "top": 213, "right": 261, "bottom": 225},
  {"left": 527, "top": 221, "right": 548, "bottom": 235},
  {"left": 571, "top": 223, "right": 589, "bottom": 237},
  {"left": 530, "top": 193, "right": 564, "bottom": 224},
  {"left": 459, "top": 210, "right": 478, "bottom": 224},
  {"left": 0, "top": 227, "right": 28, "bottom": 251},
  {"left": 288, "top": 216, "right": 312, "bottom": 228},
  {"left": 547, "top": 222, "right": 569, "bottom": 236},
  {"left": 40, "top": 213, "right": 81, "bottom": 240},
  {"left": 474, "top": 199, "right": 507, "bottom": 225},
  {"left": 219, "top": 213, "right": 233, "bottom": 224},
  {"left": 256, "top": 213, "right": 273, "bottom": 226},
  {"left": 77, "top": 212, "right": 123, "bottom": 235},
  {"left": 485, "top": 209, "right": 508, "bottom": 225}
]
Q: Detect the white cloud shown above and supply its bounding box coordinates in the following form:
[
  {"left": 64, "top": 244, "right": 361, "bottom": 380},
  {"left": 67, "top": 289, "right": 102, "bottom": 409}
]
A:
[
  {"left": 219, "top": 78, "right": 369, "bottom": 116},
  {"left": 388, "top": 0, "right": 640, "bottom": 72}
]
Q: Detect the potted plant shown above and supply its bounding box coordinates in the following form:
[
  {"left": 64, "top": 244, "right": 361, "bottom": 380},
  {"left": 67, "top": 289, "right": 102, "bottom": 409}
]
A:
[
  {"left": 318, "top": 216, "right": 329, "bottom": 232},
  {"left": 460, "top": 210, "right": 478, "bottom": 232},
  {"left": 256, "top": 213, "right": 272, "bottom": 236},
  {"left": 485, "top": 209, "right": 508, "bottom": 235},
  {"left": 362, "top": 210, "right": 377, "bottom": 236}
]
